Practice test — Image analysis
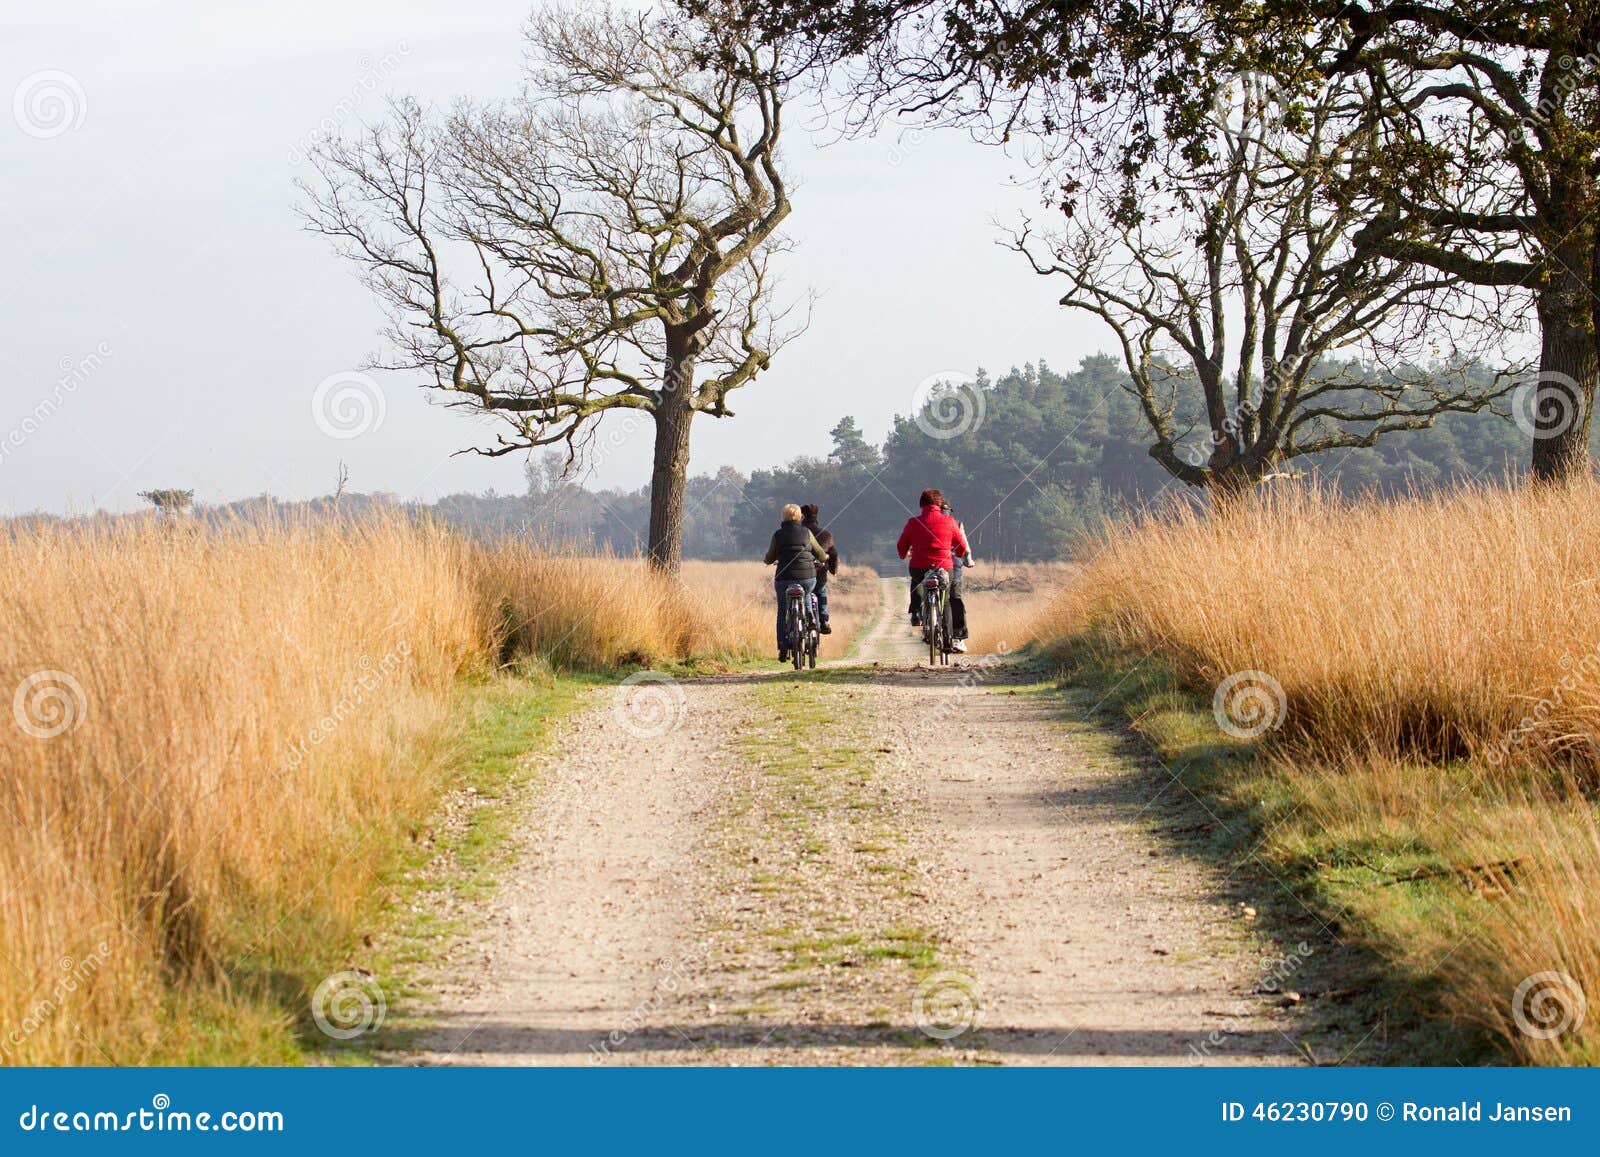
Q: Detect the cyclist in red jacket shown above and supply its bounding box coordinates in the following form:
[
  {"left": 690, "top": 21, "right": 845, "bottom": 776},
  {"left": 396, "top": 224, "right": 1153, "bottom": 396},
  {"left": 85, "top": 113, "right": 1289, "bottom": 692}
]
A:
[{"left": 896, "top": 488, "right": 971, "bottom": 646}]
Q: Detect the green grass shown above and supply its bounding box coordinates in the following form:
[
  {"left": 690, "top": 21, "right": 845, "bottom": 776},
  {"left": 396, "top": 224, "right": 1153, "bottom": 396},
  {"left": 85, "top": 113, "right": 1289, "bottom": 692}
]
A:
[
  {"left": 1045, "top": 635, "right": 1500, "bottom": 1065},
  {"left": 325, "top": 670, "right": 601, "bottom": 1060},
  {"left": 154, "top": 671, "right": 598, "bottom": 1065},
  {"left": 702, "top": 675, "right": 956, "bottom": 1053}
]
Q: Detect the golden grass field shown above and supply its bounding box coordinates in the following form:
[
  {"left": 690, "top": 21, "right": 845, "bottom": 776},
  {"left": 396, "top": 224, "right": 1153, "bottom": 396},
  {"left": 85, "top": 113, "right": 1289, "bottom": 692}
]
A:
[
  {"left": 0, "top": 515, "right": 858, "bottom": 1064},
  {"left": 958, "top": 562, "right": 1077, "bottom": 656},
  {"left": 1033, "top": 481, "right": 1600, "bottom": 1063}
]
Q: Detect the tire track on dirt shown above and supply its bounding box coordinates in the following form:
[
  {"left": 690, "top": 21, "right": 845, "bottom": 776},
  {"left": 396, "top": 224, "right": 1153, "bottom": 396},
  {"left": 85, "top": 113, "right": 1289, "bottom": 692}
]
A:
[
  {"left": 404, "top": 680, "right": 753, "bottom": 1065},
  {"left": 399, "top": 576, "right": 1305, "bottom": 1066}
]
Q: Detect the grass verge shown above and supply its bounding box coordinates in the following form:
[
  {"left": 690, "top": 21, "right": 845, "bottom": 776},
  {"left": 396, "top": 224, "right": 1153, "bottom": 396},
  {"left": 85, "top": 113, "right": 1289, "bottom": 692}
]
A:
[
  {"left": 308, "top": 671, "right": 599, "bottom": 1062},
  {"left": 693, "top": 670, "right": 959, "bottom": 1060},
  {"left": 1049, "top": 637, "right": 1506, "bottom": 1066},
  {"left": 112, "top": 672, "right": 595, "bottom": 1065}
]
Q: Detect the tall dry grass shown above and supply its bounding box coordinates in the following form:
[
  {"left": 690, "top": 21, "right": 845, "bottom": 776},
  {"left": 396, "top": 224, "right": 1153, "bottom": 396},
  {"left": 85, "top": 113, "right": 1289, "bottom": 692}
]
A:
[
  {"left": 0, "top": 515, "right": 810, "bottom": 1063},
  {"left": 1041, "top": 481, "right": 1600, "bottom": 774},
  {"left": 959, "top": 562, "right": 1077, "bottom": 656},
  {"left": 482, "top": 549, "right": 770, "bottom": 668},
  {"left": 816, "top": 564, "right": 877, "bottom": 660},
  {"left": 1034, "top": 481, "right": 1600, "bottom": 1062},
  {"left": 479, "top": 551, "right": 876, "bottom": 667},
  {"left": 1, "top": 516, "right": 482, "bottom": 1063}
]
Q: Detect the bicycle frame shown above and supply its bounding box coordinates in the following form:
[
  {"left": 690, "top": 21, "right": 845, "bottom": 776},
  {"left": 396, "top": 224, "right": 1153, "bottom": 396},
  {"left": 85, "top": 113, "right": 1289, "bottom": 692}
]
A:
[
  {"left": 920, "top": 571, "right": 952, "bottom": 666},
  {"left": 784, "top": 583, "right": 818, "bottom": 670}
]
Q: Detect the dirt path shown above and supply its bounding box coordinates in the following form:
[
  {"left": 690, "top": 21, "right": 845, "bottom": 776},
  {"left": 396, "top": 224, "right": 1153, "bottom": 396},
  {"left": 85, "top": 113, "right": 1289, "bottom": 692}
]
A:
[{"left": 400, "top": 577, "right": 1303, "bottom": 1066}]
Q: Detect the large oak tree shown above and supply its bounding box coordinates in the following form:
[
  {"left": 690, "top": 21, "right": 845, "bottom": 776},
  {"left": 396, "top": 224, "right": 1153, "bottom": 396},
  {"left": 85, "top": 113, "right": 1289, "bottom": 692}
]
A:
[
  {"left": 1013, "top": 75, "right": 1512, "bottom": 498},
  {"left": 721, "top": 0, "right": 1600, "bottom": 481},
  {"left": 304, "top": 5, "right": 798, "bottom": 572}
]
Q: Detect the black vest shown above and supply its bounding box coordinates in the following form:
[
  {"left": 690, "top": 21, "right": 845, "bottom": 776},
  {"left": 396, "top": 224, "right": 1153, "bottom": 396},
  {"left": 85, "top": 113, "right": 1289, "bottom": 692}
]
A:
[{"left": 772, "top": 521, "right": 815, "bottom": 580}]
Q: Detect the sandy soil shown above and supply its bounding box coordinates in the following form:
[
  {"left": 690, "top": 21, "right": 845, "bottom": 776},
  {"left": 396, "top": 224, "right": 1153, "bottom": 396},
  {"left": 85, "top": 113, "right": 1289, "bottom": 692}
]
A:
[{"left": 401, "top": 578, "right": 1304, "bottom": 1066}]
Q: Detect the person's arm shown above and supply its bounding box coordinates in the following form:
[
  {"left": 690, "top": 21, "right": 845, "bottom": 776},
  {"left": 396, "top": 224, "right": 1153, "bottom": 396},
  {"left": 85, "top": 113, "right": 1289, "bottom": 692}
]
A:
[
  {"left": 896, "top": 520, "right": 912, "bottom": 560},
  {"left": 807, "top": 532, "right": 827, "bottom": 564},
  {"left": 951, "top": 522, "right": 971, "bottom": 560},
  {"left": 763, "top": 532, "right": 779, "bottom": 566},
  {"left": 826, "top": 543, "right": 839, "bottom": 575}
]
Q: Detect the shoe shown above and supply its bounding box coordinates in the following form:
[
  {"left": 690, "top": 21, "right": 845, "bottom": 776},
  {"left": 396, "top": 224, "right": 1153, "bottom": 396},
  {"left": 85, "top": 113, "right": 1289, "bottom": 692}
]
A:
[
  {"left": 778, "top": 649, "right": 789, "bottom": 662},
  {"left": 819, "top": 623, "right": 832, "bottom": 634},
  {"left": 951, "top": 639, "right": 968, "bottom": 653},
  {"left": 910, "top": 613, "right": 922, "bottom": 627}
]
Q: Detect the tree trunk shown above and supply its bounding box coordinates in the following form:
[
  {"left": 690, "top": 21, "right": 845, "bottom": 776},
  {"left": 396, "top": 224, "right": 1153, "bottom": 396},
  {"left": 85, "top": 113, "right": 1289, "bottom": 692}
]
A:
[
  {"left": 646, "top": 356, "right": 696, "bottom": 575},
  {"left": 1207, "top": 462, "right": 1257, "bottom": 513},
  {"left": 1530, "top": 256, "right": 1597, "bottom": 483}
]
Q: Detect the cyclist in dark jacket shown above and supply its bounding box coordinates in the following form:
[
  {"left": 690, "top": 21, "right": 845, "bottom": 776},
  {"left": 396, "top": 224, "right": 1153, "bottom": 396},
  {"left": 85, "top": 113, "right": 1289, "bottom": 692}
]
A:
[
  {"left": 799, "top": 503, "right": 839, "bottom": 634},
  {"left": 763, "top": 503, "right": 828, "bottom": 661}
]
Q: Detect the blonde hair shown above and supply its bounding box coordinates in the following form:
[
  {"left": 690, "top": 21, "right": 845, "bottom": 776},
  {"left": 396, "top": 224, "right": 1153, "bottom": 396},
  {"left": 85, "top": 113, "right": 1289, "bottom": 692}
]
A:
[{"left": 781, "top": 503, "right": 802, "bottom": 522}]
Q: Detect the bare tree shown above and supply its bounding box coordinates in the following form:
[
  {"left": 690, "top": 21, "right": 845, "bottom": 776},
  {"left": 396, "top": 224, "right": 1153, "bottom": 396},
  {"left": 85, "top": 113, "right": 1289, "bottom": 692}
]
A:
[
  {"left": 1013, "top": 75, "right": 1516, "bottom": 501},
  {"left": 302, "top": 4, "right": 797, "bottom": 573}
]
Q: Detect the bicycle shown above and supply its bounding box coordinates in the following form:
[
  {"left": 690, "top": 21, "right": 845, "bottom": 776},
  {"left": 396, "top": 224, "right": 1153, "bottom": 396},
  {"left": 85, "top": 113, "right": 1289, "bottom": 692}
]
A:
[
  {"left": 783, "top": 583, "right": 819, "bottom": 670},
  {"left": 919, "top": 570, "right": 953, "bottom": 666}
]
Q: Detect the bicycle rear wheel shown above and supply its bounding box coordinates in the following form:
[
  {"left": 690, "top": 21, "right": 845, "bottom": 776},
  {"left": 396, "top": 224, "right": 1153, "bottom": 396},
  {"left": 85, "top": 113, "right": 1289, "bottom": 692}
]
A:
[
  {"left": 788, "top": 595, "right": 805, "bottom": 670},
  {"left": 940, "top": 598, "right": 953, "bottom": 664}
]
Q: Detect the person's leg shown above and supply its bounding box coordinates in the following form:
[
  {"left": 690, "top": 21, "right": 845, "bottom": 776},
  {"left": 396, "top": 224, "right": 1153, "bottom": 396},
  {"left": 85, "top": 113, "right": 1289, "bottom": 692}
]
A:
[
  {"left": 774, "top": 577, "right": 789, "bottom": 654},
  {"left": 816, "top": 577, "right": 830, "bottom": 628},
  {"left": 908, "top": 567, "right": 926, "bottom": 620},
  {"left": 802, "top": 578, "right": 818, "bottom": 634}
]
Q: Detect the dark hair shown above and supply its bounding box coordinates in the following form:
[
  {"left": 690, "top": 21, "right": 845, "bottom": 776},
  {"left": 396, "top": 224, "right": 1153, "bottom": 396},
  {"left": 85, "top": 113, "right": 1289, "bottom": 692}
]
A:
[
  {"left": 919, "top": 488, "right": 943, "bottom": 508},
  {"left": 799, "top": 503, "right": 819, "bottom": 522}
]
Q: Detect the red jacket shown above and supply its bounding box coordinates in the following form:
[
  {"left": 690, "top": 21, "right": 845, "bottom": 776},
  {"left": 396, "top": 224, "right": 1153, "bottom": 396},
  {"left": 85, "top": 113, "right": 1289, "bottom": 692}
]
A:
[{"left": 897, "top": 505, "right": 970, "bottom": 570}]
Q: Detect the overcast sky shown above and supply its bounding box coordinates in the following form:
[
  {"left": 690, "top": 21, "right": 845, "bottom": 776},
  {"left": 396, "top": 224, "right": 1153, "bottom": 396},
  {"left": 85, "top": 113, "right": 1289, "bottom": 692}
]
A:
[{"left": 1, "top": 0, "right": 1106, "bottom": 514}]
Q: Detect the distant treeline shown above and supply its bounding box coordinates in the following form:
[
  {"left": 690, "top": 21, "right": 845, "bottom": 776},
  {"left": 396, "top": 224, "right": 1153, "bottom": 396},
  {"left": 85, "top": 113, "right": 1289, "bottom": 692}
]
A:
[
  {"left": 432, "top": 354, "right": 1536, "bottom": 563},
  {"left": 16, "top": 355, "right": 1548, "bottom": 561}
]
